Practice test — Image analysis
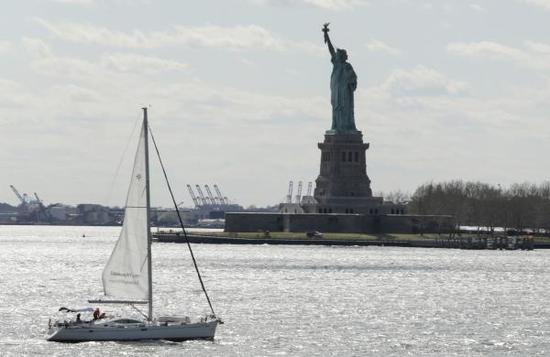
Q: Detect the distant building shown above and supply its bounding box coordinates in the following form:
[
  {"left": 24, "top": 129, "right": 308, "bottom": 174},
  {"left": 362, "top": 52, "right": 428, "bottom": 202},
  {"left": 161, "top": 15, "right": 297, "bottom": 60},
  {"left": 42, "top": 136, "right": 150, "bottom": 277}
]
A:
[
  {"left": 0, "top": 212, "right": 18, "bottom": 224},
  {"left": 0, "top": 203, "right": 18, "bottom": 223},
  {"left": 279, "top": 203, "right": 304, "bottom": 214},
  {"left": 47, "top": 204, "right": 78, "bottom": 222},
  {"left": 76, "top": 204, "right": 114, "bottom": 225}
]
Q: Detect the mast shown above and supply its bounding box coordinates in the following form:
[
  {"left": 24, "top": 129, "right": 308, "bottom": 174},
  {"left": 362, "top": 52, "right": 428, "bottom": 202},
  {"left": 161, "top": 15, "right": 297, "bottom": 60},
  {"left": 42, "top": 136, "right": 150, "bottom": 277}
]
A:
[{"left": 143, "top": 107, "right": 153, "bottom": 321}]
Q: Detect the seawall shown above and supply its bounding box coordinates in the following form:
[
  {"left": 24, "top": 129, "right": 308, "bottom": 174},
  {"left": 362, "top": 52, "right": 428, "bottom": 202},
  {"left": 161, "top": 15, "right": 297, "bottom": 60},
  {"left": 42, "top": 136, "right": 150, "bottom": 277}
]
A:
[{"left": 154, "top": 232, "right": 549, "bottom": 249}]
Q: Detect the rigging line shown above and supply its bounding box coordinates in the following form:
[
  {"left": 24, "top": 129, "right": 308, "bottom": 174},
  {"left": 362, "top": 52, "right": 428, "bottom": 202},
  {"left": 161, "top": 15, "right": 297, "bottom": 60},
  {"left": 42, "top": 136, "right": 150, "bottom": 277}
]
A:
[
  {"left": 104, "top": 113, "right": 141, "bottom": 205},
  {"left": 148, "top": 126, "right": 217, "bottom": 317},
  {"left": 130, "top": 304, "right": 149, "bottom": 320}
]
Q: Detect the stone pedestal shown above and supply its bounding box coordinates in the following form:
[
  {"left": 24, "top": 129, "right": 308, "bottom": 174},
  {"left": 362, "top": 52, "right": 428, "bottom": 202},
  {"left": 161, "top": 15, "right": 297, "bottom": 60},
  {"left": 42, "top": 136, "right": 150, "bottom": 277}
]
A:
[{"left": 312, "top": 131, "right": 382, "bottom": 214}]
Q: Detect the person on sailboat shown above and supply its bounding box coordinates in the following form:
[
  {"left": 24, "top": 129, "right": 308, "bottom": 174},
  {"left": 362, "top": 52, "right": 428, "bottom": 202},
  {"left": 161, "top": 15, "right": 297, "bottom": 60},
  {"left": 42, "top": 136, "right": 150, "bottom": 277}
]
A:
[{"left": 93, "top": 308, "right": 105, "bottom": 320}]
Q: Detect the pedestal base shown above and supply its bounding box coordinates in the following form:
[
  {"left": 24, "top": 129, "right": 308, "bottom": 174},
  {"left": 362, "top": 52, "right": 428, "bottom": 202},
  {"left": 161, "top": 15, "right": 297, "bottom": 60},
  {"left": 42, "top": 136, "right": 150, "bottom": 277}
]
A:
[{"left": 312, "top": 131, "right": 377, "bottom": 214}]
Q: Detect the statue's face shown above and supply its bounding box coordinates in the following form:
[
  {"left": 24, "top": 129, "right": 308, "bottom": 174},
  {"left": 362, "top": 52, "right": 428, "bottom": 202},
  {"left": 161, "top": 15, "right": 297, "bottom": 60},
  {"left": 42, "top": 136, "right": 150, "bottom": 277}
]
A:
[{"left": 336, "top": 49, "right": 348, "bottom": 62}]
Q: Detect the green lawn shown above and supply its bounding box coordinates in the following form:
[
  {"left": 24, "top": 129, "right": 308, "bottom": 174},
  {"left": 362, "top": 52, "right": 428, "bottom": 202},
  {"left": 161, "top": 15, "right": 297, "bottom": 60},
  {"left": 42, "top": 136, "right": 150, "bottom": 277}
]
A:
[
  {"left": 187, "top": 231, "right": 444, "bottom": 241},
  {"left": 181, "top": 230, "right": 550, "bottom": 243}
]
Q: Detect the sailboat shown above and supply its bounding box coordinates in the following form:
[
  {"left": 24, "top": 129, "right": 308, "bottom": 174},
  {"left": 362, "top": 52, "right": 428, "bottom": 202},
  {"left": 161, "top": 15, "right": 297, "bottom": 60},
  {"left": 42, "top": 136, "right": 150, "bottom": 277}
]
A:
[{"left": 47, "top": 108, "right": 222, "bottom": 342}]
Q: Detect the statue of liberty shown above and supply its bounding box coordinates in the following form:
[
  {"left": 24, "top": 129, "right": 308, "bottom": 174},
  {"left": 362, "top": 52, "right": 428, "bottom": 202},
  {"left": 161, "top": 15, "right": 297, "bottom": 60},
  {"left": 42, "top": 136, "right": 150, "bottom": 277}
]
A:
[{"left": 322, "top": 23, "right": 358, "bottom": 133}]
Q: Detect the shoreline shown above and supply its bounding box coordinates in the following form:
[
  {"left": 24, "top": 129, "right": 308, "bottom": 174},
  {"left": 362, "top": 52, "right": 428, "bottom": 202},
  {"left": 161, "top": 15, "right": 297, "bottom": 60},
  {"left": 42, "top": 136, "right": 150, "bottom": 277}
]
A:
[{"left": 154, "top": 232, "right": 550, "bottom": 249}]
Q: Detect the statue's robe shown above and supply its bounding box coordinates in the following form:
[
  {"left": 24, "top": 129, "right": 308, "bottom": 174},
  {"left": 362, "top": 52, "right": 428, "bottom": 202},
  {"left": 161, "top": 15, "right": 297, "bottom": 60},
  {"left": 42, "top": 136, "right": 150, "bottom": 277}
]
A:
[{"left": 330, "top": 58, "right": 357, "bottom": 132}]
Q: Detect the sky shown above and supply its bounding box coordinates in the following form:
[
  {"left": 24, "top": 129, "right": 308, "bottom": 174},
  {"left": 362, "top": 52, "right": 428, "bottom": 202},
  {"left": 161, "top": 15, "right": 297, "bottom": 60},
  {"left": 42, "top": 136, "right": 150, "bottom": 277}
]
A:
[{"left": 1, "top": 0, "right": 550, "bottom": 208}]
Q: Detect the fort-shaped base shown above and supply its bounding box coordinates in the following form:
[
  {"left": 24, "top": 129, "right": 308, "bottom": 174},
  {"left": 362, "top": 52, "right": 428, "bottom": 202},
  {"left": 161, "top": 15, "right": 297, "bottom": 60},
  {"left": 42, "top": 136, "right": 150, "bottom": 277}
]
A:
[{"left": 312, "top": 131, "right": 378, "bottom": 214}]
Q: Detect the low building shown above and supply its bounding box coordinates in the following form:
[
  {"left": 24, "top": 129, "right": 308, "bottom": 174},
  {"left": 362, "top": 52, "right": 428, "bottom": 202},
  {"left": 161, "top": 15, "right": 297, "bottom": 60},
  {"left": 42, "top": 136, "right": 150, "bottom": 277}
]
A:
[
  {"left": 0, "top": 212, "right": 18, "bottom": 224},
  {"left": 225, "top": 212, "right": 453, "bottom": 234},
  {"left": 76, "top": 204, "right": 114, "bottom": 225},
  {"left": 47, "top": 204, "right": 79, "bottom": 222}
]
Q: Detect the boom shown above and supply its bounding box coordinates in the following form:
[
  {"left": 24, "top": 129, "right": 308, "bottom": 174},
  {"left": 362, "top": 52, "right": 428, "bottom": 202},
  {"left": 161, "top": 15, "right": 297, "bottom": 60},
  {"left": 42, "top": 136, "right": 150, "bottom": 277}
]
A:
[
  {"left": 195, "top": 185, "right": 210, "bottom": 206},
  {"left": 10, "top": 185, "right": 25, "bottom": 204},
  {"left": 286, "top": 181, "right": 294, "bottom": 204},
  {"left": 306, "top": 182, "right": 313, "bottom": 196},
  {"left": 204, "top": 185, "right": 218, "bottom": 208},
  {"left": 214, "top": 185, "right": 228, "bottom": 205},
  {"left": 186, "top": 184, "right": 201, "bottom": 208},
  {"left": 295, "top": 181, "right": 303, "bottom": 204}
]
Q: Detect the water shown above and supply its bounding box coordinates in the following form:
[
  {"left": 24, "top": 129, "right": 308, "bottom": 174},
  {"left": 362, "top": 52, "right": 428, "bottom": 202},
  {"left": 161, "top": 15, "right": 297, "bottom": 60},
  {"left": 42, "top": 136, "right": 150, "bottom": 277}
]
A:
[{"left": 1, "top": 225, "right": 549, "bottom": 356}]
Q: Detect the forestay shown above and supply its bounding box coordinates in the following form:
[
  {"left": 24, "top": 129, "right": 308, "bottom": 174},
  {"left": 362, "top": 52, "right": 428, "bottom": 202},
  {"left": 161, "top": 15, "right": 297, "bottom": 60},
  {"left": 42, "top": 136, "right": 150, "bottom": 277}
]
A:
[{"left": 102, "top": 122, "right": 150, "bottom": 300}]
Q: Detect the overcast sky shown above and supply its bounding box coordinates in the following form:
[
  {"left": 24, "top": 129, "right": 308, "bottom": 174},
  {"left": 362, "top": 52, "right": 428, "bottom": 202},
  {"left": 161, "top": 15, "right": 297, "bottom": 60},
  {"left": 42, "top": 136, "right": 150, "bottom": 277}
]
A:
[{"left": 1, "top": 0, "right": 550, "bottom": 208}]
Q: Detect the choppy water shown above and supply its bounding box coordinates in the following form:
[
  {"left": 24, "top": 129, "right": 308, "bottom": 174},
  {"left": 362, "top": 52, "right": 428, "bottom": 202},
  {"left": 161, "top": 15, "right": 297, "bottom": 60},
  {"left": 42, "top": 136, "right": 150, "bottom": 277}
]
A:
[{"left": 1, "top": 225, "right": 549, "bottom": 356}]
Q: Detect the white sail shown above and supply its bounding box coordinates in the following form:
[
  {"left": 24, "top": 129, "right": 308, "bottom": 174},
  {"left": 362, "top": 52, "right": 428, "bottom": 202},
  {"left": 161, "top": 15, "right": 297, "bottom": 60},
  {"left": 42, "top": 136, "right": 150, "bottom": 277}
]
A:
[{"left": 102, "top": 122, "right": 150, "bottom": 300}]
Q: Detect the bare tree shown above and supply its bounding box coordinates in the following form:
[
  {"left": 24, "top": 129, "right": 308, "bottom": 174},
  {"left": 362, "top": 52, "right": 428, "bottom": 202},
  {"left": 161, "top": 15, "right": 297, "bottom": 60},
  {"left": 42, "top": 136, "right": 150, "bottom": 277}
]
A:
[{"left": 408, "top": 180, "right": 550, "bottom": 233}]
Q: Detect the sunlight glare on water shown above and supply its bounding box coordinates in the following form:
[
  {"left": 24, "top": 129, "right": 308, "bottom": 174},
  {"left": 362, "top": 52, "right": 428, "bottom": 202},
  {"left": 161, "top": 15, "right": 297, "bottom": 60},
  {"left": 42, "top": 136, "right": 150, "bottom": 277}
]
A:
[{"left": 1, "top": 225, "right": 549, "bottom": 356}]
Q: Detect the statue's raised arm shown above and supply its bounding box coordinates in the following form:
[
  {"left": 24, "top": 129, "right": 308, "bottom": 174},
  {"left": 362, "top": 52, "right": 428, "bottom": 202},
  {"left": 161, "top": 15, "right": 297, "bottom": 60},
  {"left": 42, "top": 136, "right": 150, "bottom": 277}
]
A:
[{"left": 322, "top": 23, "right": 335, "bottom": 58}]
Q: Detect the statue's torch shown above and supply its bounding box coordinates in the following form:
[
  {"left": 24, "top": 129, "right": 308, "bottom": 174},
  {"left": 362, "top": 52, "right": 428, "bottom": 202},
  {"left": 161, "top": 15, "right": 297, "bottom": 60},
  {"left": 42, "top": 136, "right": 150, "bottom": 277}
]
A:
[{"left": 322, "top": 23, "right": 330, "bottom": 43}]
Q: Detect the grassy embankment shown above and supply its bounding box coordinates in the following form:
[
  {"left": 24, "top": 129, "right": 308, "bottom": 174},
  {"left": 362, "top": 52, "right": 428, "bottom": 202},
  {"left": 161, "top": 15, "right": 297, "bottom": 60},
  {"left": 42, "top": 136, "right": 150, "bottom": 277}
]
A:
[
  {"left": 190, "top": 231, "right": 442, "bottom": 241},
  {"left": 188, "top": 231, "right": 550, "bottom": 243}
]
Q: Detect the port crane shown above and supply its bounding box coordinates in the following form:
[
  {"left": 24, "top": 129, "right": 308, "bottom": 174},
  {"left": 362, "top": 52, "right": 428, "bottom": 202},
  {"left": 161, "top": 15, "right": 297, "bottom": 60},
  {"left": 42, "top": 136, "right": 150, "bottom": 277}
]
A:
[
  {"left": 295, "top": 181, "right": 303, "bottom": 204},
  {"left": 10, "top": 185, "right": 41, "bottom": 206},
  {"left": 204, "top": 185, "right": 219, "bottom": 208},
  {"left": 9, "top": 185, "right": 50, "bottom": 221},
  {"left": 34, "top": 192, "right": 47, "bottom": 209},
  {"left": 34, "top": 192, "right": 52, "bottom": 219},
  {"left": 186, "top": 184, "right": 201, "bottom": 208},
  {"left": 187, "top": 184, "right": 233, "bottom": 208},
  {"left": 10, "top": 185, "right": 27, "bottom": 205},
  {"left": 306, "top": 182, "right": 313, "bottom": 196},
  {"left": 213, "top": 185, "right": 228, "bottom": 206},
  {"left": 286, "top": 181, "right": 294, "bottom": 204},
  {"left": 195, "top": 185, "right": 211, "bottom": 206}
]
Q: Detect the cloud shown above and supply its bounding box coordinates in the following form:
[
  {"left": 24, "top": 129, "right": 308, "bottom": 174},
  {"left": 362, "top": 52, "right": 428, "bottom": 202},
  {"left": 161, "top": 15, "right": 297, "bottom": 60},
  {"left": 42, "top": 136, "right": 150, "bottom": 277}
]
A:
[
  {"left": 34, "top": 18, "right": 320, "bottom": 53},
  {"left": 0, "top": 45, "right": 330, "bottom": 206},
  {"left": 519, "top": 0, "right": 550, "bottom": 10},
  {"left": 0, "top": 40, "right": 13, "bottom": 53},
  {"left": 4, "top": 43, "right": 550, "bottom": 206},
  {"left": 30, "top": 56, "right": 97, "bottom": 80},
  {"left": 306, "top": 0, "right": 368, "bottom": 8},
  {"left": 152, "top": 80, "right": 328, "bottom": 126},
  {"left": 360, "top": 69, "right": 550, "bottom": 195},
  {"left": 50, "top": 84, "right": 101, "bottom": 103},
  {"left": 50, "top": 0, "right": 94, "bottom": 4},
  {"left": 447, "top": 41, "right": 524, "bottom": 60},
  {"left": 0, "top": 78, "right": 29, "bottom": 107},
  {"left": 469, "top": 3, "right": 486, "bottom": 12},
  {"left": 447, "top": 41, "right": 550, "bottom": 70},
  {"left": 525, "top": 41, "right": 550, "bottom": 54},
  {"left": 376, "top": 66, "right": 468, "bottom": 97},
  {"left": 48, "top": 0, "right": 152, "bottom": 4},
  {"left": 100, "top": 53, "right": 188, "bottom": 74},
  {"left": 22, "top": 37, "right": 53, "bottom": 57},
  {"left": 17, "top": 46, "right": 328, "bottom": 125},
  {"left": 27, "top": 52, "right": 189, "bottom": 80},
  {"left": 249, "top": 0, "right": 368, "bottom": 10},
  {"left": 20, "top": 38, "right": 184, "bottom": 83},
  {"left": 365, "top": 39, "right": 401, "bottom": 56}
]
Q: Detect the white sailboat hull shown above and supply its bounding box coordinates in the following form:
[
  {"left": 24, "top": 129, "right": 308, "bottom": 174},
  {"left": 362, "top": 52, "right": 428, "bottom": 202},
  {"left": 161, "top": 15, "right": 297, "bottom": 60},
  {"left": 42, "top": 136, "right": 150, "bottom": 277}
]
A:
[{"left": 47, "top": 320, "right": 219, "bottom": 342}]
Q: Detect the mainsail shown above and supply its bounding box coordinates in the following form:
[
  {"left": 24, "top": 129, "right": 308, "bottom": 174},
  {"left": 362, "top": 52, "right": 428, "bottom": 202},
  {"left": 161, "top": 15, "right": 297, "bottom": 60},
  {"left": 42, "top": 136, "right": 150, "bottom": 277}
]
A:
[{"left": 102, "top": 122, "right": 150, "bottom": 300}]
